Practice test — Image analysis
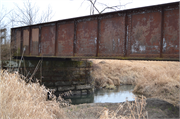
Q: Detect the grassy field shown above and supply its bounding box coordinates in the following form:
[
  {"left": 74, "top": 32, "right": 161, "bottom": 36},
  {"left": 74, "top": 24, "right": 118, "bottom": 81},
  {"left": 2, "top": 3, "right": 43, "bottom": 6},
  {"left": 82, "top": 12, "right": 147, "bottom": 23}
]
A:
[{"left": 90, "top": 59, "right": 180, "bottom": 106}]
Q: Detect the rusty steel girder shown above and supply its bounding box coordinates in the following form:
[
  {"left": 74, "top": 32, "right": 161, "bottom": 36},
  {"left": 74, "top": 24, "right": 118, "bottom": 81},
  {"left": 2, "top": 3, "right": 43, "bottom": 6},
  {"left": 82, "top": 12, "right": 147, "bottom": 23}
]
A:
[{"left": 11, "top": 2, "right": 179, "bottom": 61}]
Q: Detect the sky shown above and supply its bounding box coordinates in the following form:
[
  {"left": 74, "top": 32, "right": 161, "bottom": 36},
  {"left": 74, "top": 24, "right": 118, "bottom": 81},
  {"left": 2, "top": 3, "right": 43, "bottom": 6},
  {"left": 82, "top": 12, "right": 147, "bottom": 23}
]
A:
[{"left": 1, "top": 0, "right": 179, "bottom": 22}]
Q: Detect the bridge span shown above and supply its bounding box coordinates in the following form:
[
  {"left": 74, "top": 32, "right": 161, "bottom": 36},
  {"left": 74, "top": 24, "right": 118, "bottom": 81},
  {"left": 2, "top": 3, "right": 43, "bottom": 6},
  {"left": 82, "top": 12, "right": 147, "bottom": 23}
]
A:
[{"left": 11, "top": 2, "right": 179, "bottom": 61}]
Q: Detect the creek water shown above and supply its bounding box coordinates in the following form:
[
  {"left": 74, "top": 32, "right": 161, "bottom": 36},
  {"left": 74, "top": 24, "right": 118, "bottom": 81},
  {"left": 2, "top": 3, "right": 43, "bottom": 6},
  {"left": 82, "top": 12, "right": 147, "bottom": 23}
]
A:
[{"left": 65, "top": 85, "right": 136, "bottom": 105}]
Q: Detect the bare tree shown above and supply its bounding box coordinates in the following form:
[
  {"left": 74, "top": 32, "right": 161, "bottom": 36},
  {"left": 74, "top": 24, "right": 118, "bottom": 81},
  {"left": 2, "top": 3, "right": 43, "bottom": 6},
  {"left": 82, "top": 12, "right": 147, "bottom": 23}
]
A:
[
  {"left": 40, "top": 5, "right": 54, "bottom": 23},
  {"left": 11, "top": 0, "right": 54, "bottom": 27},
  {"left": 0, "top": 6, "right": 12, "bottom": 66},
  {"left": 0, "top": 6, "right": 12, "bottom": 29},
  {"left": 82, "top": 0, "right": 131, "bottom": 15}
]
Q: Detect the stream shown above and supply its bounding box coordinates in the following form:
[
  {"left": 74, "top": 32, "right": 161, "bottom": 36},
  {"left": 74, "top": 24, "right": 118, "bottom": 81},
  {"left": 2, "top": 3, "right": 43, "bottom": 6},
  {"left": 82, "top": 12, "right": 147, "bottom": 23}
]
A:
[{"left": 65, "top": 85, "right": 136, "bottom": 105}]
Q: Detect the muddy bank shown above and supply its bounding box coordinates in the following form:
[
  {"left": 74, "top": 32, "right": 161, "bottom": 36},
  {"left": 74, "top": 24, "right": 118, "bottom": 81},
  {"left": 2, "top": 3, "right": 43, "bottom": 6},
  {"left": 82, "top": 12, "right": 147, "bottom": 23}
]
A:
[{"left": 64, "top": 98, "right": 179, "bottom": 119}]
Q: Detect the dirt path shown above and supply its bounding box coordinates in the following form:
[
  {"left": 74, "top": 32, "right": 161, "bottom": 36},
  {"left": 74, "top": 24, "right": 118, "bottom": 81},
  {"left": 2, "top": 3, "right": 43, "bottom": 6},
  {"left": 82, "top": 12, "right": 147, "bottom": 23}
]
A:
[{"left": 63, "top": 98, "right": 179, "bottom": 119}]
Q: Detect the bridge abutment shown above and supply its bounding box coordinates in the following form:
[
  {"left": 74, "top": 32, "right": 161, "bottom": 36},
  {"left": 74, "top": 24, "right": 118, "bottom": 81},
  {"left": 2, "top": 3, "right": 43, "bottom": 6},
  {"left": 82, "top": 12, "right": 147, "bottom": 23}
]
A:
[{"left": 3, "top": 58, "right": 94, "bottom": 97}]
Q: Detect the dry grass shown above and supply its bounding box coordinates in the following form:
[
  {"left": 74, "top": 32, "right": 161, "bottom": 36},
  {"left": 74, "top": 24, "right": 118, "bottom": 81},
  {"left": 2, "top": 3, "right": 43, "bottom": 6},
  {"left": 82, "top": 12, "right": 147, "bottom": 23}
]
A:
[
  {"left": 64, "top": 96, "right": 147, "bottom": 119},
  {"left": 0, "top": 70, "right": 66, "bottom": 119},
  {"left": 90, "top": 59, "right": 180, "bottom": 106},
  {"left": 98, "top": 96, "right": 148, "bottom": 119}
]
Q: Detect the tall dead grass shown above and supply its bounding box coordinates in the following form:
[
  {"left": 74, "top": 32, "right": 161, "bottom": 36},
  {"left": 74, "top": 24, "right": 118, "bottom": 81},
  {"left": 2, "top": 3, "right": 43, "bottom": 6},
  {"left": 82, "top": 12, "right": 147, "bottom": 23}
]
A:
[
  {"left": 0, "top": 70, "right": 65, "bottom": 119},
  {"left": 98, "top": 96, "right": 148, "bottom": 119},
  {"left": 90, "top": 59, "right": 180, "bottom": 106}
]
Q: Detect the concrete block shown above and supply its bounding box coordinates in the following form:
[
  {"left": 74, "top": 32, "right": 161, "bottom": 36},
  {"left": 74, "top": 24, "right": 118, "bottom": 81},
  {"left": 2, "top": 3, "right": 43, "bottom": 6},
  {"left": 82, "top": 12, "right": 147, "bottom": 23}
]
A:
[
  {"left": 72, "top": 81, "right": 79, "bottom": 85},
  {"left": 82, "top": 90, "right": 87, "bottom": 95},
  {"left": 72, "top": 91, "right": 81, "bottom": 95},
  {"left": 58, "top": 86, "right": 75, "bottom": 91},
  {"left": 76, "top": 84, "right": 92, "bottom": 90},
  {"left": 55, "top": 81, "right": 71, "bottom": 86},
  {"left": 80, "top": 81, "right": 86, "bottom": 85},
  {"left": 43, "top": 82, "right": 54, "bottom": 86},
  {"left": 72, "top": 80, "right": 86, "bottom": 85},
  {"left": 53, "top": 77, "right": 64, "bottom": 81},
  {"left": 87, "top": 89, "right": 94, "bottom": 94},
  {"left": 74, "top": 75, "right": 80, "bottom": 78}
]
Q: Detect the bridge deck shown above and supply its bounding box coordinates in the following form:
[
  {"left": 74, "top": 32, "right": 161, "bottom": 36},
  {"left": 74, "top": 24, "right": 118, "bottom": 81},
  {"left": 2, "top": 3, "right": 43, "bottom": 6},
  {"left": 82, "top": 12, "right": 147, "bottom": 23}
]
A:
[{"left": 11, "top": 2, "right": 179, "bottom": 61}]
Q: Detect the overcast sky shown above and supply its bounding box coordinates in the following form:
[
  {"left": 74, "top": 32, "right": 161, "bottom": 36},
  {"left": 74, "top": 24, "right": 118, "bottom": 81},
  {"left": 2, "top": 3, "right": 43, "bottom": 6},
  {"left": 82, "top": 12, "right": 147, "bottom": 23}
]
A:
[{"left": 1, "top": 0, "right": 179, "bottom": 22}]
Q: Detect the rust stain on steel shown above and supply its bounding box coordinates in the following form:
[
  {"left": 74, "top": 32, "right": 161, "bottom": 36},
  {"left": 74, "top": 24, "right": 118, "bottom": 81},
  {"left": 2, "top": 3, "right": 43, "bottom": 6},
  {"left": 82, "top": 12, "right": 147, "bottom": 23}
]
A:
[
  {"left": 41, "top": 25, "right": 55, "bottom": 56},
  {"left": 31, "top": 28, "right": 39, "bottom": 55},
  {"left": 23, "top": 29, "right": 29, "bottom": 55},
  {"left": 99, "top": 16, "right": 125, "bottom": 57},
  {"left": 163, "top": 7, "right": 179, "bottom": 58},
  {"left": 76, "top": 20, "right": 97, "bottom": 56},
  {"left": 130, "top": 11, "right": 161, "bottom": 57},
  {"left": 57, "top": 22, "right": 74, "bottom": 56}
]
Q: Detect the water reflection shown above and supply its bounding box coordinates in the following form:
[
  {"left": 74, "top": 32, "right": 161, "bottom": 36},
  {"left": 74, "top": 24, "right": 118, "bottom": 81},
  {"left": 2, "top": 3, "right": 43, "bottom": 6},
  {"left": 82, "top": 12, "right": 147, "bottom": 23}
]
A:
[
  {"left": 94, "top": 85, "right": 135, "bottom": 103},
  {"left": 64, "top": 94, "right": 94, "bottom": 105},
  {"left": 66, "top": 85, "right": 136, "bottom": 105}
]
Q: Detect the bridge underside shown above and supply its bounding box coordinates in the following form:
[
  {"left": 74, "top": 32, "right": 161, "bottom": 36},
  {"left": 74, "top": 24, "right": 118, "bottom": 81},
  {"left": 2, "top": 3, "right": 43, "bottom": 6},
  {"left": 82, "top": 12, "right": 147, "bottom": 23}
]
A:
[{"left": 11, "top": 2, "right": 179, "bottom": 61}]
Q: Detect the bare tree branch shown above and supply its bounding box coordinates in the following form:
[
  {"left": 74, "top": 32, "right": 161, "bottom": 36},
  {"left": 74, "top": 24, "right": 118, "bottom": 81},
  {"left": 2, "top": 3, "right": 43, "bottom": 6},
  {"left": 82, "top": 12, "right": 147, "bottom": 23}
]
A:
[
  {"left": 0, "top": 6, "right": 12, "bottom": 29},
  {"left": 87, "top": 0, "right": 100, "bottom": 14},
  {"left": 99, "top": 1, "right": 132, "bottom": 13},
  {"left": 39, "top": 5, "right": 54, "bottom": 23},
  {"left": 82, "top": 0, "right": 132, "bottom": 15},
  {"left": 11, "top": 0, "right": 55, "bottom": 27}
]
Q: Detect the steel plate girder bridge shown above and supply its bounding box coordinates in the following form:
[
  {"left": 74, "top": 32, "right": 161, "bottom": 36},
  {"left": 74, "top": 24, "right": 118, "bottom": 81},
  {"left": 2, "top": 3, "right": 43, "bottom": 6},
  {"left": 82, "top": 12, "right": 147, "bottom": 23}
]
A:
[{"left": 11, "top": 2, "right": 179, "bottom": 61}]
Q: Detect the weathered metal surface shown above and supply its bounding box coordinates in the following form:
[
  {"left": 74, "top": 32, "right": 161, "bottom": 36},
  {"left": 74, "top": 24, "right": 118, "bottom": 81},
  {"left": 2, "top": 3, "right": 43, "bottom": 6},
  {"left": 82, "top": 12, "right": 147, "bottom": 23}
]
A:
[
  {"left": 163, "top": 5, "right": 179, "bottom": 58},
  {"left": 99, "top": 15, "right": 125, "bottom": 57},
  {"left": 15, "top": 30, "right": 21, "bottom": 55},
  {"left": 31, "top": 28, "right": 39, "bottom": 55},
  {"left": 130, "top": 11, "right": 161, "bottom": 57},
  {"left": 41, "top": 25, "right": 56, "bottom": 56},
  {"left": 11, "top": 2, "right": 179, "bottom": 61},
  {"left": 23, "top": 29, "right": 30, "bottom": 55},
  {"left": 76, "top": 19, "right": 97, "bottom": 56},
  {"left": 57, "top": 22, "right": 74, "bottom": 56}
]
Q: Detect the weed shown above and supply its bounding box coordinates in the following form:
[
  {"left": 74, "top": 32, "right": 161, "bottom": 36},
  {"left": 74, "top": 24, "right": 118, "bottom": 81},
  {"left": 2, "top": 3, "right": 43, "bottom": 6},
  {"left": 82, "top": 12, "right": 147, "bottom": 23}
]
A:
[
  {"left": 168, "top": 107, "right": 172, "bottom": 111},
  {"left": 98, "top": 96, "right": 148, "bottom": 119}
]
